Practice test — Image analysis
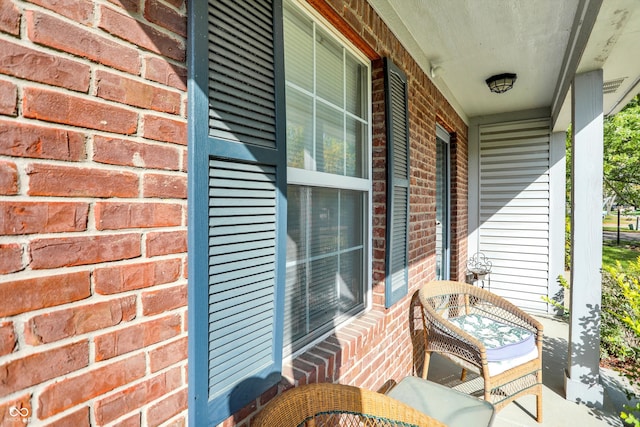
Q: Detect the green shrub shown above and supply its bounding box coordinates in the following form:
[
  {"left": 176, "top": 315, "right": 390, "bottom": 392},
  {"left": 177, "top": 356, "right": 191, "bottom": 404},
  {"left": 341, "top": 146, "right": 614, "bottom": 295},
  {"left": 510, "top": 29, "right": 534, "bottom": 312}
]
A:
[
  {"left": 602, "top": 258, "right": 640, "bottom": 359},
  {"left": 603, "top": 258, "right": 640, "bottom": 425},
  {"left": 622, "top": 375, "right": 640, "bottom": 427},
  {"left": 622, "top": 401, "right": 640, "bottom": 426},
  {"left": 542, "top": 275, "right": 570, "bottom": 316},
  {"left": 601, "top": 269, "right": 639, "bottom": 360}
]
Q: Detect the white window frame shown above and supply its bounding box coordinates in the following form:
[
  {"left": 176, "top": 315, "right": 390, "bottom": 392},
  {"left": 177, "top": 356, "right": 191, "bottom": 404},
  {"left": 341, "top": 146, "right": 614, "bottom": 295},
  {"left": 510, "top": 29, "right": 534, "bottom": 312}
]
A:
[
  {"left": 435, "top": 124, "right": 451, "bottom": 280},
  {"left": 283, "top": 0, "right": 373, "bottom": 358}
]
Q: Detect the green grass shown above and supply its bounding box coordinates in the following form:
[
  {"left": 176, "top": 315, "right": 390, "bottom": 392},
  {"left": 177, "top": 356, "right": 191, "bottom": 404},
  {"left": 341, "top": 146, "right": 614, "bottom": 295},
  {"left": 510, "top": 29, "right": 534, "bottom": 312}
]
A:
[
  {"left": 603, "top": 214, "right": 639, "bottom": 229},
  {"left": 604, "top": 226, "right": 640, "bottom": 232},
  {"left": 603, "top": 242, "right": 640, "bottom": 269}
]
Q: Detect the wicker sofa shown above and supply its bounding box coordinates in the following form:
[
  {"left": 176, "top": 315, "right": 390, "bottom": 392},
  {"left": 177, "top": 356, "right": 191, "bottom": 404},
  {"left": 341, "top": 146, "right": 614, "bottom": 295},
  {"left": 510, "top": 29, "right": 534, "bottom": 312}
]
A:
[{"left": 418, "top": 280, "right": 543, "bottom": 422}]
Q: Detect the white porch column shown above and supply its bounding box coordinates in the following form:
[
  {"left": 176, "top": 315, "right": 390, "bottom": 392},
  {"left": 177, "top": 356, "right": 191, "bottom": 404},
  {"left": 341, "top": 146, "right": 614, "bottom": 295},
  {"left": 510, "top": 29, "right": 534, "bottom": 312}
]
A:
[
  {"left": 565, "top": 69, "right": 604, "bottom": 406},
  {"left": 548, "top": 131, "right": 566, "bottom": 314}
]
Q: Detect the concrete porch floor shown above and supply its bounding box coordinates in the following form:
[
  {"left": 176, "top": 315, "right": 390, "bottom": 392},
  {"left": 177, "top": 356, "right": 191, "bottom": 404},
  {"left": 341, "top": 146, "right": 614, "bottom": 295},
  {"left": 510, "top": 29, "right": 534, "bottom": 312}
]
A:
[{"left": 424, "top": 315, "right": 636, "bottom": 427}]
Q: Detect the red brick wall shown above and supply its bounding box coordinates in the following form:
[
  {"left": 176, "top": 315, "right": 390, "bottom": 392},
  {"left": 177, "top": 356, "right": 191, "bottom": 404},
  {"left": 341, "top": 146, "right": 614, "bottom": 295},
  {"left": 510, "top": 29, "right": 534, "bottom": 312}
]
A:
[
  {"left": 0, "top": 1, "right": 467, "bottom": 426},
  {"left": 0, "top": 0, "right": 188, "bottom": 425}
]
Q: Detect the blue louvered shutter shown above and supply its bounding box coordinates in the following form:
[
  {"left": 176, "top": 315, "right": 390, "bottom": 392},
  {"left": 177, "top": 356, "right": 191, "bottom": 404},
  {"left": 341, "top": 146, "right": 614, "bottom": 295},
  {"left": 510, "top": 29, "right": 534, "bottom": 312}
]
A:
[
  {"left": 187, "top": 0, "right": 286, "bottom": 425},
  {"left": 384, "top": 58, "right": 410, "bottom": 308}
]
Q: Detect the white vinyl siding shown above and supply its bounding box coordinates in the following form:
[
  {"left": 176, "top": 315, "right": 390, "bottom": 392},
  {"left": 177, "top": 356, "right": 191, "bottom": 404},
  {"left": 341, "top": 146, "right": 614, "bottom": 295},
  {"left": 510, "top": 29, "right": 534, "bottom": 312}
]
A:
[{"left": 478, "top": 119, "right": 551, "bottom": 312}]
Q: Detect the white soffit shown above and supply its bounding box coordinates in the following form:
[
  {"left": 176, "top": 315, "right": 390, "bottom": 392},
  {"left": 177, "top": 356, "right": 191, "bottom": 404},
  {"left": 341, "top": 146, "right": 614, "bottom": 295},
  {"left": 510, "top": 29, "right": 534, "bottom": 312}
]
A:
[
  {"left": 555, "top": 0, "right": 640, "bottom": 131},
  {"left": 368, "top": 0, "right": 579, "bottom": 121},
  {"left": 369, "top": 0, "right": 640, "bottom": 131}
]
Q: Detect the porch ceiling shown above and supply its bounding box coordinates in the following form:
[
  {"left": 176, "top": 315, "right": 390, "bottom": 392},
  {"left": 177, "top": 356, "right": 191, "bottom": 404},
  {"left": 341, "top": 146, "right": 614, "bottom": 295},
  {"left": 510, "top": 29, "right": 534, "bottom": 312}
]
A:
[{"left": 368, "top": 0, "right": 640, "bottom": 130}]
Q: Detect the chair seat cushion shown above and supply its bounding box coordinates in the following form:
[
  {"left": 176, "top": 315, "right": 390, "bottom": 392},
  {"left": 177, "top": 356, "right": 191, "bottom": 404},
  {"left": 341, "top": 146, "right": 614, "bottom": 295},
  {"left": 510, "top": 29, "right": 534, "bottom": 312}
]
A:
[
  {"left": 487, "top": 346, "right": 538, "bottom": 376},
  {"left": 449, "top": 314, "right": 535, "bottom": 362}
]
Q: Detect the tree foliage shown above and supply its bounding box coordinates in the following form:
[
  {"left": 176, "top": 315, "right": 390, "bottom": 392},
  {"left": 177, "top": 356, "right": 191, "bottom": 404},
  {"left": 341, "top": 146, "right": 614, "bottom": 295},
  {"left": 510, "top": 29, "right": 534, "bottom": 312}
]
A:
[{"left": 604, "top": 95, "right": 640, "bottom": 208}]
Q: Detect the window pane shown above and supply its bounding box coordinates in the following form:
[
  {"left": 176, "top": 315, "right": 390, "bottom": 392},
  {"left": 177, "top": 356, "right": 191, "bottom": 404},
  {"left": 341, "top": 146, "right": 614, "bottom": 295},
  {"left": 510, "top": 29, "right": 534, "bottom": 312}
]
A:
[
  {"left": 310, "top": 187, "right": 339, "bottom": 256},
  {"left": 340, "top": 190, "right": 363, "bottom": 248},
  {"left": 338, "top": 249, "right": 363, "bottom": 311},
  {"left": 346, "top": 53, "right": 367, "bottom": 118},
  {"left": 345, "top": 117, "right": 365, "bottom": 178},
  {"left": 287, "top": 185, "right": 306, "bottom": 263},
  {"left": 308, "top": 255, "right": 339, "bottom": 331},
  {"left": 285, "top": 186, "right": 308, "bottom": 347},
  {"left": 284, "top": 263, "right": 307, "bottom": 345},
  {"left": 284, "top": 186, "right": 366, "bottom": 352},
  {"left": 286, "top": 90, "right": 313, "bottom": 169},
  {"left": 316, "top": 103, "right": 344, "bottom": 174},
  {"left": 284, "top": 6, "right": 313, "bottom": 92},
  {"left": 316, "top": 28, "right": 343, "bottom": 107}
]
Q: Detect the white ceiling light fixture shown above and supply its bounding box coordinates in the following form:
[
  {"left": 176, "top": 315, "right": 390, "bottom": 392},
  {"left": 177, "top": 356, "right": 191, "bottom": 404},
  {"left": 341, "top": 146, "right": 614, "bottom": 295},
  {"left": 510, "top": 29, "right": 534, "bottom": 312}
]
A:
[{"left": 486, "top": 73, "right": 517, "bottom": 94}]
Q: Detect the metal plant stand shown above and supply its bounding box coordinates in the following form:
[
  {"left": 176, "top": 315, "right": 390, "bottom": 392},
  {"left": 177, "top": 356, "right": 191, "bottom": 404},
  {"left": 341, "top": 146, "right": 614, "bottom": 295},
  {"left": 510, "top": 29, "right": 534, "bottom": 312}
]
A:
[{"left": 466, "top": 252, "right": 492, "bottom": 290}]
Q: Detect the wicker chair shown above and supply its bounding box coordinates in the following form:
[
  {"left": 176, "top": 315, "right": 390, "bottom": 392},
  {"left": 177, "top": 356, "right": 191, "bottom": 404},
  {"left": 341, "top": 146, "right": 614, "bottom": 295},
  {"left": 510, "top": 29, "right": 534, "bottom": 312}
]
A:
[
  {"left": 418, "top": 280, "right": 543, "bottom": 422},
  {"left": 252, "top": 383, "right": 446, "bottom": 427}
]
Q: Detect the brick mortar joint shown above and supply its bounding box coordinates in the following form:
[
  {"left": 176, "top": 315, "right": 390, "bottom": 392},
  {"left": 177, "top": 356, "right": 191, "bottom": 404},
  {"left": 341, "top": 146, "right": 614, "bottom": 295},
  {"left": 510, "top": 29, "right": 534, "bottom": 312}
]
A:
[
  {"left": 0, "top": 34, "right": 94, "bottom": 80},
  {"left": 0, "top": 334, "right": 189, "bottom": 419},
  {"left": 0, "top": 225, "right": 188, "bottom": 241},
  {"left": 14, "top": 155, "right": 177, "bottom": 177},
  {"left": 17, "top": 1, "right": 187, "bottom": 54},
  {"left": 21, "top": 81, "right": 186, "bottom": 122},
  {"left": 140, "top": 384, "right": 189, "bottom": 423},
  {"left": 1, "top": 282, "right": 187, "bottom": 348}
]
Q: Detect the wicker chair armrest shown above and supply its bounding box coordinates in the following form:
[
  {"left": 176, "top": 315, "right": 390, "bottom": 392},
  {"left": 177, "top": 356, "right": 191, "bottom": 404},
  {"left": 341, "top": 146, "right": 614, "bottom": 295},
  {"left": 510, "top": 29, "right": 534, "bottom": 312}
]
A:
[
  {"left": 480, "top": 291, "right": 545, "bottom": 342},
  {"left": 253, "top": 383, "right": 446, "bottom": 427},
  {"left": 479, "top": 288, "right": 543, "bottom": 332},
  {"left": 421, "top": 281, "right": 543, "bottom": 333}
]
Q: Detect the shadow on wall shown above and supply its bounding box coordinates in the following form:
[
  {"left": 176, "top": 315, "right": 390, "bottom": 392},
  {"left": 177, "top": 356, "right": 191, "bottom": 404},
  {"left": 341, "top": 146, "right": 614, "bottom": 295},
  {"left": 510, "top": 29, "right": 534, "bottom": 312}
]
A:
[
  {"left": 231, "top": 373, "right": 291, "bottom": 423},
  {"left": 230, "top": 318, "right": 343, "bottom": 424},
  {"left": 117, "top": 0, "right": 188, "bottom": 94}
]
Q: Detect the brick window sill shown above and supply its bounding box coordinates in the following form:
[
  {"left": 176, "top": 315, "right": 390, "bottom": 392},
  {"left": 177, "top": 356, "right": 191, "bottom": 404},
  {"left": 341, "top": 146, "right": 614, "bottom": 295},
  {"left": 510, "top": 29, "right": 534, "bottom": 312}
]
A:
[{"left": 281, "top": 309, "right": 387, "bottom": 388}]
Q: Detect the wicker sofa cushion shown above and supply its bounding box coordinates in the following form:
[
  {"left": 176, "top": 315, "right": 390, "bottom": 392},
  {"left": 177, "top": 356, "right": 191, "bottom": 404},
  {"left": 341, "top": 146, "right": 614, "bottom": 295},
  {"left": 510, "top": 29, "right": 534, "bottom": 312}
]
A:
[{"left": 449, "top": 314, "right": 535, "bottom": 362}]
